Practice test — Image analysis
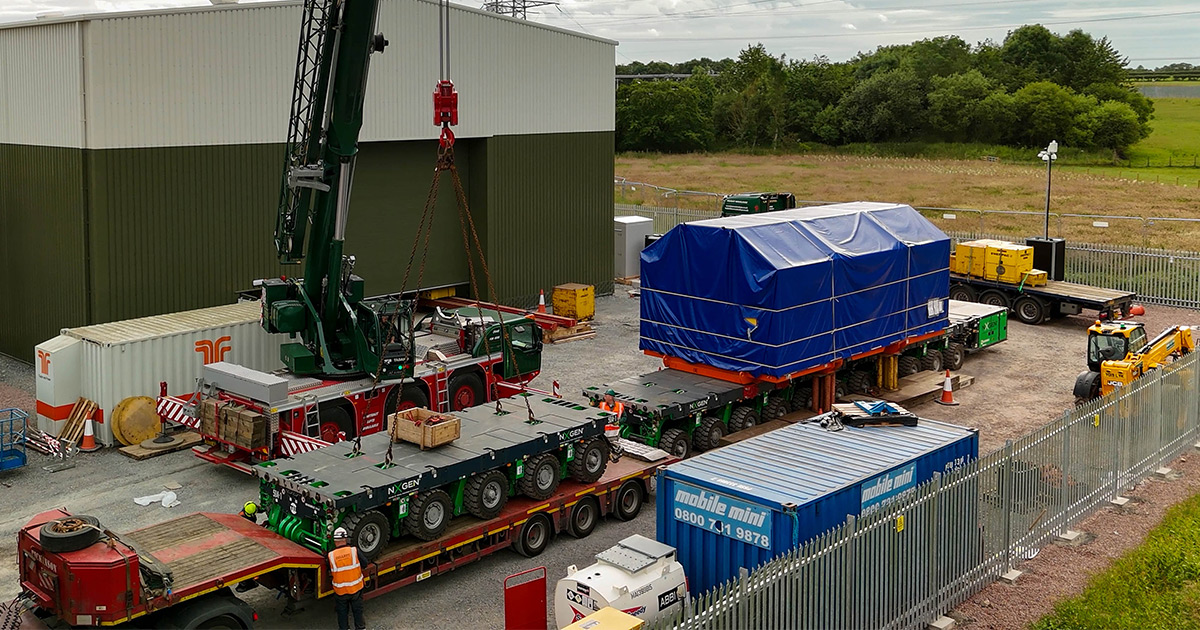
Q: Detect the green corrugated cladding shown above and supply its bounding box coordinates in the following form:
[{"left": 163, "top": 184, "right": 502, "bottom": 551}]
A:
[
  {"left": 84, "top": 143, "right": 285, "bottom": 324},
  {"left": 484, "top": 131, "right": 615, "bottom": 309},
  {"left": 0, "top": 131, "right": 610, "bottom": 359},
  {"left": 0, "top": 144, "right": 89, "bottom": 360}
]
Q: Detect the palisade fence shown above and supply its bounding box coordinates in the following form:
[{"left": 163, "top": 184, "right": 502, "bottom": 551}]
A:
[
  {"left": 614, "top": 203, "right": 1200, "bottom": 310},
  {"left": 646, "top": 351, "right": 1200, "bottom": 630}
]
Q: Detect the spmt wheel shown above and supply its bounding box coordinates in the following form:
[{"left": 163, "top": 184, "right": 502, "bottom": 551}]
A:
[
  {"left": 465, "top": 470, "right": 509, "bottom": 520},
  {"left": 520, "top": 453, "right": 561, "bottom": 500},
  {"left": 405, "top": 489, "right": 452, "bottom": 541},
  {"left": 342, "top": 510, "right": 390, "bottom": 560},
  {"left": 660, "top": 428, "right": 691, "bottom": 459},
  {"left": 693, "top": 416, "right": 726, "bottom": 451},
  {"left": 568, "top": 437, "right": 609, "bottom": 483}
]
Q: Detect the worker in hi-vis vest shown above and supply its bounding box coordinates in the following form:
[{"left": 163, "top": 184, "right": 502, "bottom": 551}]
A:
[
  {"left": 328, "top": 527, "right": 366, "bottom": 630},
  {"left": 598, "top": 389, "right": 625, "bottom": 418}
]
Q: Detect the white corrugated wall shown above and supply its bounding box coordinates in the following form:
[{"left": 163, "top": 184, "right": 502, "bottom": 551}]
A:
[
  {"left": 0, "top": 21, "right": 84, "bottom": 147},
  {"left": 64, "top": 303, "right": 287, "bottom": 446},
  {"left": 2, "top": 0, "right": 615, "bottom": 149}
]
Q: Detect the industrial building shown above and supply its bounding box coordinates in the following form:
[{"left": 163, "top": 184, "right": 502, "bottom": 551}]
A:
[{"left": 0, "top": 0, "right": 615, "bottom": 359}]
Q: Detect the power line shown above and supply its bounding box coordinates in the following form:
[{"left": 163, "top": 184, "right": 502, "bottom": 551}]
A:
[{"left": 615, "top": 8, "right": 1200, "bottom": 42}]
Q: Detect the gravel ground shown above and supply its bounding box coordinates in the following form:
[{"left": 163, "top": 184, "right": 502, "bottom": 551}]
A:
[
  {"left": 913, "top": 304, "right": 1199, "bottom": 454},
  {"left": 0, "top": 294, "right": 1196, "bottom": 630}
]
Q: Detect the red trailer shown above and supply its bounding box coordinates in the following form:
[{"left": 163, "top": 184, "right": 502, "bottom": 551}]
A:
[{"left": 11, "top": 455, "right": 670, "bottom": 629}]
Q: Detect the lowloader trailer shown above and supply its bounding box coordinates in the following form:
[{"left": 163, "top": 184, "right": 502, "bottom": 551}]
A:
[{"left": 11, "top": 456, "right": 671, "bottom": 629}]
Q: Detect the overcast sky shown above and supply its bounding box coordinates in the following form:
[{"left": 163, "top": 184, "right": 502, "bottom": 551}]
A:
[{"left": 1, "top": 0, "right": 1196, "bottom": 68}]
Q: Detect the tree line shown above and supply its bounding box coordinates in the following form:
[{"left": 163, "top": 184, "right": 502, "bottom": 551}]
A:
[{"left": 615, "top": 25, "right": 1153, "bottom": 159}]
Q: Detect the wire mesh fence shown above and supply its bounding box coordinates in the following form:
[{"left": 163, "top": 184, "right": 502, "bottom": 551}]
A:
[
  {"left": 646, "top": 351, "right": 1200, "bottom": 630},
  {"left": 615, "top": 204, "right": 1200, "bottom": 310}
]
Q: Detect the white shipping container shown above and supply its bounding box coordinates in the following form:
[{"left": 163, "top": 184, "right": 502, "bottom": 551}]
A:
[{"left": 34, "top": 302, "right": 287, "bottom": 446}]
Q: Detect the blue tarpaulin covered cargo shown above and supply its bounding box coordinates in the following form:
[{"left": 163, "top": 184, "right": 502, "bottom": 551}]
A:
[{"left": 640, "top": 202, "right": 951, "bottom": 378}]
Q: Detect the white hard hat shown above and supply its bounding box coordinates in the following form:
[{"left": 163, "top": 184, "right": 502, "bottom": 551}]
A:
[{"left": 333, "top": 527, "right": 349, "bottom": 540}]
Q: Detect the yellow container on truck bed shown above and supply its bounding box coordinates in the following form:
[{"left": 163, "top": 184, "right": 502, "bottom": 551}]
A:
[{"left": 984, "top": 242, "right": 1033, "bottom": 283}]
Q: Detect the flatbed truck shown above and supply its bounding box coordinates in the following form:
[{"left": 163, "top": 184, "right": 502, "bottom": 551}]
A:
[
  {"left": 584, "top": 301, "right": 1008, "bottom": 459},
  {"left": 949, "top": 273, "right": 1136, "bottom": 325},
  {"left": 11, "top": 455, "right": 670, "bottom": 629}
]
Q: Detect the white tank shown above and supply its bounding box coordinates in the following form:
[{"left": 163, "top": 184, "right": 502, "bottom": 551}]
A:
[{"left": 555, "top": 535, "right": 687, "bottom": 629}]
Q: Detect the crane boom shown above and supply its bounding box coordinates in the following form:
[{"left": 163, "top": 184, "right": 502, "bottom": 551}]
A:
[{"left": 260, "top": 0, "right": 415, "bottom": 380}]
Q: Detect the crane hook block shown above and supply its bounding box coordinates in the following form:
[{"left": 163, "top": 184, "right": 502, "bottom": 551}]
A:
[{"left": 434, "top": 79, "right": 458, "bottom": 127}]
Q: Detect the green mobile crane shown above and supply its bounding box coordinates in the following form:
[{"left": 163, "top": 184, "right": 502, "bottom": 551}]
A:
[{"left": 259, "top": 0, "right": 414, "bottom": 380}]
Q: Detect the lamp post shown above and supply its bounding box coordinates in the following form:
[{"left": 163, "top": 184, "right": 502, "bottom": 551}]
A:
[{"left": 1037, "top": 140, "right": 1058, "bottom": 239}]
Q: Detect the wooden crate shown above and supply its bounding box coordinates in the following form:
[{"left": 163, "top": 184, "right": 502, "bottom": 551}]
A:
[
  {"left": 552, "top": 283, "right": 594, "bottom": 321},
  {"left": 388, "top": 408, "right": 461, "bottom": 449},
  {"left": 235, "top": 408, "right": 268, "bottom": 449}
]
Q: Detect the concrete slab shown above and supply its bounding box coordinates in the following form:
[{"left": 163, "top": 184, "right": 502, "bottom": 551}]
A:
[
  {"left": 927, "top": 615, "right": 956, "bottom": 630},
  {"left": 1155, "top": 466, "right": 1174, "bottom": 479},
  {"left": 1000, "top": 569, "right": 1023, "bottom": 584},
  {"left": 1057, "top": 530, "right": 1082, "bottom": 542},
  {"left": 1110, "top": 496, "right": 1130, "bottom": 506}
]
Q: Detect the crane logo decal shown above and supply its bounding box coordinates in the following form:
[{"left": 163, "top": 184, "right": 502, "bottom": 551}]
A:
[
  {"left": 37, "top": 350, "right": 51, "bottom": 375},
  {"left": 194, "top": 336, "right": 232, "bottom": 364}
]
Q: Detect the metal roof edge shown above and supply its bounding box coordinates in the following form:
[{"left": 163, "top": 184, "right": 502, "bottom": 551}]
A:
[{"left": 0, "top": 0, "right": 618, "bottom": 46}]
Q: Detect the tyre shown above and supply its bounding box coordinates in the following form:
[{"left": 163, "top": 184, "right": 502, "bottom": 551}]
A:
[
  {"left": 949, "top": 283, "right": 976, "bottom": 302},
  {"left": 567, "top": 497, "right": 600, "bottom": 539},
  {"left": 729, "top": 406, "right": 758, "bottom": 433},
  {"left": 399, "top": 383, "right": 429, "bottom": 411},
  {"left": 834, "top": 381, "right": 847, "bottom": 400},
  {"left": 660, "top": 428, "right": 691, "bottom": 459},
  {"left": 761, "top": 398, "right": 788, "bottom": 422},
  {"left": 404, "top": 489, "right": 452, "bottom": 541},
  {"left": 942, "top": 343, "right": 966, "bottom": 371},
  {"left": 693, "top": 416, "right": 726, "bottom": 452},
  {"left": 520, "top": 453, "right": 561, "bottom": 500},
  {"left": 448, "top": 371, "right": 485, "bottom": 411},
  {"left": 464, "top": 470, "right": 509, "bottom": 520},
  {"left": 513, "top": 513, "right": 553, "bottom": 558},
  {"left": 383, "top": 385, "right": 401, "bottom": 418},
  {"left": 39, "top": 515, "right": 102, "bottom": 553},
  {"left": 613, "top": 480, "right": 644, "bottom": 521},
  {"left": 317, "top": 404, "right": 354, "bottom": 443},
  {"left": 1012, "top": 296, "right": 1047, "bottom": 325},
  {"left": 898, "top": 355, "right": 921, "bottom": 377},
  {"left": 921, "top": 351, "right": 944, "bottom": 373},
  {"left": 979, "top": 290, "right": 1010, "bottom": 309},
  {"left": 790, "top": 384, "right": 813, "bottom": 412},
  {"left": 342, "top": 510, "right": 390, "bottom": 560},
  {"left": 568, "top": 437, "right": 609, "bottom": 483},
  {"left": 847, "top": 371, "right": 873, "bottom": 395},
  {"left": 1073, "top": 370, "right": 1101, "bottom": 402},
  {"left": 196, "top": 615, "right": 244, "bottom": 630}
]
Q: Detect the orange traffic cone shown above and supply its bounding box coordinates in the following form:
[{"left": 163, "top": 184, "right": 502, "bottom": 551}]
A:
[
  {"left": 935, "top": 369, "right": 959, "bottom": 406},
  {"left": 537, "top": 290, "right": 547, "bottom": 314},
  {"left": 79, "top": 417, "right": 101, "bottom": 452}
]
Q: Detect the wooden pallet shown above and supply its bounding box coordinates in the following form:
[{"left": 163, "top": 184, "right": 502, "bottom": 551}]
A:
[
  {"left": 544, "top": 322, "right": 596, "bottom": 344},
  {"left": 614, "top": 276, "right": 639, "bottom": 285},
  {"left": 843, "top": 372, "right": 975, "bottom": 408},
  {"left": 56, "top": 398, "right": 98, "bottom": 446},
  {"left": 118, "top": 431, "right": 204, "bottom": 461}
]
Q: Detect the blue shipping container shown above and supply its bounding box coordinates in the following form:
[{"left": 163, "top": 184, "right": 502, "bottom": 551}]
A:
[
  {"left": 656, "top": 418, "right": 978, "bottom": 595},
  {"left": 640, "top": 202, "right": 951, "bottom": 379}
]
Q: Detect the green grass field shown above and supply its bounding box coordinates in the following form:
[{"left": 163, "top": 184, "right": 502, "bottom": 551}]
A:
[
  {"left": 1126, "top": 98, "right": 1200, "bottom": 164},
  {"left": 1033, "top": 493, "right": 1200, "bottom": 630}
]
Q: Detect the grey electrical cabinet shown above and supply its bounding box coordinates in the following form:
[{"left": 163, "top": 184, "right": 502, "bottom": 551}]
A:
[{"left": 614, "top": 216, "right": 654, "bottom": 278}]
